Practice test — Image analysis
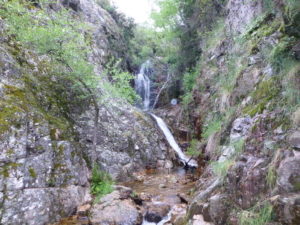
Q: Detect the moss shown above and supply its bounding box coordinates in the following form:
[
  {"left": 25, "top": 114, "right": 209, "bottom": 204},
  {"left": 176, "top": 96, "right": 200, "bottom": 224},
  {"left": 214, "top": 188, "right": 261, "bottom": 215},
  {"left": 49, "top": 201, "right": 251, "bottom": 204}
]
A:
[
  {"left": 28, "top": 166, "right": 37, "bottom": 178},
  {"left": 133, "top": 111, "right": 143, "bottom": 121},
  {"left": 294, "top": 182, "right": 300, "bottom": 191},
  {"left": 0, "top": 163, "right": 23, "bottom": 178},
  {"left": 71, "top": 151, "right": 76, "bottom": 158},
  {"left": 53, "top": 163, "right": 63, "bottom": 170},
  {"left": 248, "top": 100, "right": 267, "bottom": 117},
  {"left": 0, "top": 85, "right": 28, "bottom": 134},
  {"left": 6, "top": 148, "right": 15, "bottom": 156},
  {"left": 58, "top": 144, "right": 64, "bottom": 155}
]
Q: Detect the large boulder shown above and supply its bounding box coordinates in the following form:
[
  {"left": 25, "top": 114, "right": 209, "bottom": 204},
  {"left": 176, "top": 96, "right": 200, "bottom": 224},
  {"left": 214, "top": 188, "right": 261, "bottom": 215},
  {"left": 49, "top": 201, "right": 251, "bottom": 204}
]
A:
[
  {"left": 277, "top": 154, "right": 300, "bottom": 193},
  {"left": 89, "top": 190, "right": 142, "bottom": 225}
]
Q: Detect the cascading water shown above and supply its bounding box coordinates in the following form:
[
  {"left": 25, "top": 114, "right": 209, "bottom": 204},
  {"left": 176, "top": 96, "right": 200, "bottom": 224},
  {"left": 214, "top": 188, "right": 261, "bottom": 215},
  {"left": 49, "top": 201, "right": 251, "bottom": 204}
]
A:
[
  {"left": 135, "top": 60, "right": 197, "bottom": 168},
  {"left": 135, "top": 60, "right": 152, "bottom": 110},
  {"left": 150, "top": 113, "right": 197, "bottom": 168},
  {"left": 134, "top": 61, "right": 197, "bottom": 225}
]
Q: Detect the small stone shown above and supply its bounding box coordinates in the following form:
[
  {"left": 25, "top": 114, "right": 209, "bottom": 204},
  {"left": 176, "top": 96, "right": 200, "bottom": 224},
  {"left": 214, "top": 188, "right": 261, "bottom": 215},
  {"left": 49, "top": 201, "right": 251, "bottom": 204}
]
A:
[
  {"left": 140, "top": 192, "right": 152, "bottom": 201},
  {"left": 159, "top": 184, "right": 166, "bottom": 188}
]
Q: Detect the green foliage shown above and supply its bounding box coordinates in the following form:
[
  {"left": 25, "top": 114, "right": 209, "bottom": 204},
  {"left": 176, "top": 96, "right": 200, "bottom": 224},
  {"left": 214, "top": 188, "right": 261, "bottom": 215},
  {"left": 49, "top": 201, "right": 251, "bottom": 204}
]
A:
[
  {"left": 130, "top": 190, "right": 138, "bottom": 198},
  {"left": 102, "top": 59, "right": 141, "bottom": 105},
  {"left": 238, "top": 203, "right": 273, "bottom": 225},
  {"left": 1, "top": 0, "right": 138, "bottom": 107},
  {"left": 151, "top": 0, "right": 181, "bottom": 31},
  {"left": 202, "top": 116, "right": 222, "bottom": 140},
  {"left": 91, "top": 163, "right": 114, "bottom": 203},
  {"left": 186, "top": 139, "right": 201, "bottom": 156}
]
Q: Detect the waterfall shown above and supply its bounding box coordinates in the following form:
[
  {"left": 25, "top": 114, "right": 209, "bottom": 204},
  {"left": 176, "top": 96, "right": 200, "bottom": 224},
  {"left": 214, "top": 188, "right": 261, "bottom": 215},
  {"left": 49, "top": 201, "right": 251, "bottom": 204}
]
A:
[
  {"left": 135, "top": 61, "right": 197, "bottom": 168},
  {"left": 135, "top": 60, "right": 152, "bottom": 111},
  {"left": 150, "top": 113, "right": 197, "bottom": 168}
]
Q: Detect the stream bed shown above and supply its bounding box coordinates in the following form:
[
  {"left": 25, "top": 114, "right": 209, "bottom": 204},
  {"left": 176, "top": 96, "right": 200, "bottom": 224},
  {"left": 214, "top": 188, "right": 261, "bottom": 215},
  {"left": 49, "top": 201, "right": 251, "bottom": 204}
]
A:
[{"left": 54, "top": 167, "right": 197, "bottom": 225}]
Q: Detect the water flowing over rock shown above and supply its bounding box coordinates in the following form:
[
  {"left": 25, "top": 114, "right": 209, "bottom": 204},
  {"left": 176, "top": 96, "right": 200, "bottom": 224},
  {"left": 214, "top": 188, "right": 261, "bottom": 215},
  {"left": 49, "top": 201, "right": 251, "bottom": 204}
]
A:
[
  {"left": 135, "top": 60, "right": 154, "bottom": 110},
  {"left": 150, "top": 113, "right": 197, "bottom": 168}
]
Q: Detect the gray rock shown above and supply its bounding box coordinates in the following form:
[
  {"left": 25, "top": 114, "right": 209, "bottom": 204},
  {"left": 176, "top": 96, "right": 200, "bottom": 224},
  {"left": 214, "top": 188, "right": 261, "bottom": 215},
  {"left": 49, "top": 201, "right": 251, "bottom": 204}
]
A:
[
  {"left": 209, "top": 194, "right": 229, "bottom": 224},
  {"left": 277, "top": 155, "right": 300, "bottom": 193},
  {"left": 288, "top": 131, "right": 300, "bottom": 149},
  {"left": 230, "top": 117, "right": 252, "bottom": 140},
  {"left": 89, "top": 190, "right": 142, "bottom": 225}
]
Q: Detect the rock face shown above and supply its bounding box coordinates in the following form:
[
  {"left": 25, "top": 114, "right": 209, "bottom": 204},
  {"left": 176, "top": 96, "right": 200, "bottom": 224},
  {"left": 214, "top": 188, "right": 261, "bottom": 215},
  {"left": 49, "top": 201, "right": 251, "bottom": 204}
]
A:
[
  {"left": 77, "top": 104, "right": 170, "bottom": 181},
  {"left": 185, "top": 0, "right": 300, "bottom": 224},
  {"left": 0, "top": 0, "right": 171, "bottom": 224}
]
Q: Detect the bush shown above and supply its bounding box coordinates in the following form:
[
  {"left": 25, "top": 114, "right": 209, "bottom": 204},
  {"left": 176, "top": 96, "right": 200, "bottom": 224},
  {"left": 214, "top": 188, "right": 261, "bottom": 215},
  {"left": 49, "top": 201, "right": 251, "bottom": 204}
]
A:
[{"left": 91, "top": 163, "right": 114, "bottom": 203}]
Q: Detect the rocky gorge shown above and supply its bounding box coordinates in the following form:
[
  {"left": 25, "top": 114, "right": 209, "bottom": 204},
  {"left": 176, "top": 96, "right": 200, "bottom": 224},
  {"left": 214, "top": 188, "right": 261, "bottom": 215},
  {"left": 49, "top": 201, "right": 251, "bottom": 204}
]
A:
[{"left": 1, "top": 0, "right": 300, "bottom": 224}]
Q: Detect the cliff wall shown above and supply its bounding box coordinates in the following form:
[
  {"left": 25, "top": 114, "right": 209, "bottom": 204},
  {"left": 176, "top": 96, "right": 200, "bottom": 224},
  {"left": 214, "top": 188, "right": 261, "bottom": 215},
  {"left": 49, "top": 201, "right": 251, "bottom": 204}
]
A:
[{"left": 179, "top": 0, "right": 300, "bottom": 224}]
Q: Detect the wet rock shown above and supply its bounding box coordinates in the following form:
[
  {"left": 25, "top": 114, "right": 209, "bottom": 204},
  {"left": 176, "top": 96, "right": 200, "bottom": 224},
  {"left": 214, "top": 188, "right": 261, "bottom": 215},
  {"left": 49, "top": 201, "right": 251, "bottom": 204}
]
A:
[
  {"left": 89, "top": 190, "right": 142, "bottom": 225},
  {"left": 144, "top": 203, "right": 171, "bottom": 223},
  {"left": 133, "top": 173, "right": 146, "bottom": 182},
  {"left": 164, "top": 160, "right": 173, "bottom": 169},
  {"left": 140, "top": 192, "right": 152, "bottom": 201},
  {"left": 166, "top": 175, "right": 178, "bottom": 183},
  {"left": 288, "top": 131, "right": 300, "bottom": 149}
]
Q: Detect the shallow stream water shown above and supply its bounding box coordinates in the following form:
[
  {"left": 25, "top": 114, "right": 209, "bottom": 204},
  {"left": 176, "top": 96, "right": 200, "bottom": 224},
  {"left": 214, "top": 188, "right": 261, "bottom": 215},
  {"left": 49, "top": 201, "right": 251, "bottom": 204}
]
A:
[{"left": 54, "top": 167, "right": 196, "bottom": 225}]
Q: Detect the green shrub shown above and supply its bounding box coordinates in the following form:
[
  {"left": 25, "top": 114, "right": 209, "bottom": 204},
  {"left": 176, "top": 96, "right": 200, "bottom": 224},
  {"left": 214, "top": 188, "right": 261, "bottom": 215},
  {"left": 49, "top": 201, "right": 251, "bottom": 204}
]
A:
[
  {"left": 186, "top": 139, "right": 201, "bottom": 156},
  {"left": 202, "top": 116, "right": 222, "bottom": 140},
  {"left": 91, "top": 163, "right": 114, "bottom": 203},
  {"left": 238, "top": 203, "right": 273, "bottom": 225}
]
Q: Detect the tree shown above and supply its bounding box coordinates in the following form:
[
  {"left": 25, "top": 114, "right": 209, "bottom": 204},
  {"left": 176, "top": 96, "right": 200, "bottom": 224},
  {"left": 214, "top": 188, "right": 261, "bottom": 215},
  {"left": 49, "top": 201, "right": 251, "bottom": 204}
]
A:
[{"left": 0, "top": 0, "right": 139, "bottom": 165}]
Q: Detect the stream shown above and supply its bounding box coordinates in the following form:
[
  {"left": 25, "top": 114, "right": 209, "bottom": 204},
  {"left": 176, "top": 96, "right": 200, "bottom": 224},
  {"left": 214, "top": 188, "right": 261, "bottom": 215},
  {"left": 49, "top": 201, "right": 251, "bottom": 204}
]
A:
[{"left": 55, "top": 168, "right": 197, "bottom": 225}]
